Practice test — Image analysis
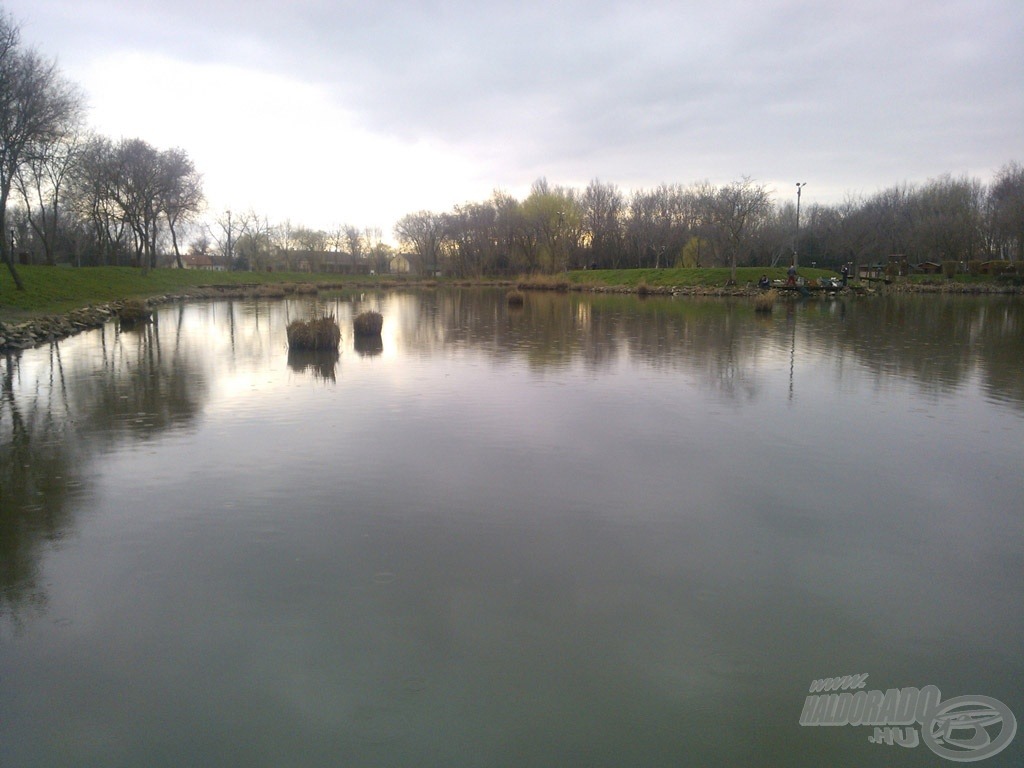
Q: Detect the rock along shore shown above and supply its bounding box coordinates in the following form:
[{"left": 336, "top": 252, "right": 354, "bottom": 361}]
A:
[
  {"left": 2, "top": 279, "right": 1021, "bottom": 354},
  {"left": 0, "top": 285, "right": 258, "bottom": 353}
]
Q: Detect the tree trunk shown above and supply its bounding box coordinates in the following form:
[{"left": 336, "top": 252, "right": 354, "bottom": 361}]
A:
[{"left": 3, "top": 251, "right": 25, "bottom": 290}]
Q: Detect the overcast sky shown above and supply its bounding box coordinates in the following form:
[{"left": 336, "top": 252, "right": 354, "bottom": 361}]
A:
[{"left": 5, "top": 0, "right": 1022, "bottom": 238}]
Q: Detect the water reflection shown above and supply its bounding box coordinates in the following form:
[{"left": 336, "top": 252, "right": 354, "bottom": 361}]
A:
[
  {"left": 1, "top": 290, "right": 1022, "bottom": 766},
  {"left": 354, "top": 336, "right": 384, "bottom": 357},
  {"left": 1, "top": 346, "right": 92, "bottom": 624},
  {"left": 4, "top": 292, "right": 1024, "bottom": 626},
  {"left": 1, "top": 311, "right": 209, "bottom": 624},
  {"left": 287, "top": 350, "right": 340, "bottom": 381},
  {"left": 391, "top": 290, "right": 1024, "bottom": 408}
]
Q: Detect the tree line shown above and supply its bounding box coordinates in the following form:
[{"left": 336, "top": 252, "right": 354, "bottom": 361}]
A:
[
  {"left": 395, "top": 168, "right": 1024, "bottom": 278},
  {"left": 1, "top": 11, "right": 206, "bottom": 284},
  {"left": 2, "top": 8, "right": 1022, "bottom": 284}
]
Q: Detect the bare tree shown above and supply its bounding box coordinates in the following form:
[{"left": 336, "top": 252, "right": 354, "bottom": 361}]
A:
[
  {"left": 230, "top": 209, "right": 275, "bottom": 271},
  {"left": 701, "top": 178, "right": 772, "bottom": 282},
  {"left": 990, "top": 161, "right": 1024, "bottom": 262},
  {"left": 394, "top": 211, "right": 445, "bottom": 275},
  {"left": 160, "top": 148, "right": 204, "bottom": 269},
  {"left": 68, "top": 135, "right": 129, "bottom": 265},
  {"left": 581, "top": 179, "right": 624, "bottom": 268},
  {"left": 0, "top": 12, "right": 84, "bottom": 287},
  {"left": 14, "top": 122, "right": 84, "bottom": 265},
  {"left": 909, "top": 175, "right": 984, "bottom": 264}
]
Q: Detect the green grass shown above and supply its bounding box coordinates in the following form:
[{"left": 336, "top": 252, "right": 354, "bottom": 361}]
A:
[
  {"left": 905, "top": 273, "right": 1012, "bottom": 284},
  {"left": 0, "top": 266, "right": 412, "bottom": 319},
  {"left": 566, "top": 266, "right": 838, "bottom": 288},
  {"left": 5, "top": 263, "right": 1011, "bottom": 321}
]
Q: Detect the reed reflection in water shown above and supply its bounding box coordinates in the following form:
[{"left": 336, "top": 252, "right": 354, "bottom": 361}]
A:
[{"left": 1, "top": 290, "right": 1022, "bottom": 767}]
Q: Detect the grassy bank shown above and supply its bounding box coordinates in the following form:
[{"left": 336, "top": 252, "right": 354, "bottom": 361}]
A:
[
  {"left": 565, "top": 266, "right": 837, "bottom": 289},
  {"left": 0, "top": 266, "right": 417, "bottom": 319},
  {"left": 3, "top": 264, "right": 1017, "bottom": 321}
]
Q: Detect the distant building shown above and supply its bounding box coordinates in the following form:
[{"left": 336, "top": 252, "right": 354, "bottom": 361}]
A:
[
  {"left": 183, "top": 254, "right": 225, "bottom": 271},
  {"left": 389, "top": 254, "right": 412, "bottom": 274},
  {"left": 858, "top": 264, "right": 885, "bottom": 280},
  {"left": 978, "top": 260, "right": 1015, "bottom": 275},
  {"left": 282, "top": 249, "right": 373, "bottom": 274}
]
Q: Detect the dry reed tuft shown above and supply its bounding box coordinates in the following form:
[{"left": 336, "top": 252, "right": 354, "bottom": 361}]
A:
[
  {"left": 353, "top": 310, "right": 384, "bottom": 337},
  {"left": 286, "top": 314, "right": 341, "bottom": 350},
  {"left": 254, "top": 285, "right": 286, "bottom": 298},
  {"left": 293, "top": 283, "right": 320, "bottom": 295},
  {"left": 753, "top": 289, "right": 777, "bottom": 313},
  {"left": 118, "top": 298, "right": 152, "bottom": 324},
  {"left": 506, "top": 289, "right": 525, "bottom": 306}
]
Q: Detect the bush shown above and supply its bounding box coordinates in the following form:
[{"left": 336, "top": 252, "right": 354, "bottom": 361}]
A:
[
  {"left": 967, "top": 260, "right": 982, "bottom": 276},
  {"left": 118, "top": 298, "right": 151, "bottom": 324},
  {"left": 506, "top": 289, "right": 525, "bottom": 307},
  {"left": 753, "top": 289, "right": 777, "bottom": 313},
  {"left": 286, "top": 314, "right": 340, "bottom": 350},
  {"left": 353, "top": 310, "right": 383, "bottom": 337},
  {"left": 942, "top": 260, "right": 958, "bottom": 279}
]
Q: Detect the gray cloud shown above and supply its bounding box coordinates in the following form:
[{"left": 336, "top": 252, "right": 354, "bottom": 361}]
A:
[{"left": 8, "top": 0, "right": 1024, "bottom": 205}]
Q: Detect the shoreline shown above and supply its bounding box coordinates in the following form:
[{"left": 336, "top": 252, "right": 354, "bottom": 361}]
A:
[{"left": 2, "top": 279, "right": 1021, "bottom": 354}]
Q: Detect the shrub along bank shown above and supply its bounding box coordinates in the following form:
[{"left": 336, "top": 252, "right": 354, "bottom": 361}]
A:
[{"left": 2, "top": 265, "right": 1020, "bottom": 352}]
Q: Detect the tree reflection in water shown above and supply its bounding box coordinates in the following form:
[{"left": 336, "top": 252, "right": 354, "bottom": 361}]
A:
[{"left": 1, "top": 313, "right": 208, "bottom": 628}]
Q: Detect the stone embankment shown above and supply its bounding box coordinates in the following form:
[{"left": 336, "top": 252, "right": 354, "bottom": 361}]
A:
[
  {"left": 1, "top": 304, "right": 120, "bottom": 352},
  {"left": 0, "top": 285, "right": 247, "bottom": 353},
  {"left": 881, "top": 281, "right": 1023, "bottom": 294},
  {"left": 3, "top": 279, "right": 1021, "bottom": 354}
]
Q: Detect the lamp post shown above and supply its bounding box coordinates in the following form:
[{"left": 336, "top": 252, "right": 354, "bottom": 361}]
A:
[{"left": 794, "top": 182, "right": 806, "bottom": 268}]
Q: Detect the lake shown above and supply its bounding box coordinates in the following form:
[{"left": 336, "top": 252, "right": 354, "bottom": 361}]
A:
[{"left": 2, "top": 289, "right": 1022, "bottom": 767}]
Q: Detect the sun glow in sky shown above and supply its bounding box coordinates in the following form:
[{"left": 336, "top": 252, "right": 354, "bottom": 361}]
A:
[
  {"left": 80, "top": 52, "right": 489, "bottom": 238},
  {"left": 5, "top": 0, "right": 1023, "bottom": 241}
]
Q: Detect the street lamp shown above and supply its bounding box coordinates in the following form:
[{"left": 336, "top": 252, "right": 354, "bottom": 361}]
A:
[{"left": 794, "top": 182, "right": 806, "bottom": 268}]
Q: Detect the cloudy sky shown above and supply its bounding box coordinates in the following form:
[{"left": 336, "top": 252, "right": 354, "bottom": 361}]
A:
[{"left": 5, "top": 0, "right": 1022, "bottom": 238}]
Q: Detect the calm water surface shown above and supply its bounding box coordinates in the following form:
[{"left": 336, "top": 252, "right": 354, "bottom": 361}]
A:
[{"left": 2, "top": 290, "right": 1022, "bottom": 767}]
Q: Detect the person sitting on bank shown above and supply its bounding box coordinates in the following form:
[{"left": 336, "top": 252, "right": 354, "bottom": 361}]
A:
[{"left": 758, "top": 274, "right": 770, "bottom": 289}]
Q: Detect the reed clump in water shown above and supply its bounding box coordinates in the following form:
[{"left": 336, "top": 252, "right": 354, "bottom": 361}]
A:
[
  {"left": 506, "top": 289, "right": 525, "bottom": 306},
  {"left": 753, "top": 289, "right": 777, "bottom": 313},
  {"left": 118, "top": 298, "right": 152, "bottom": 324},
  {"left": 353, "top": 310, "right": 383, "bottom": 337},
  {"left": 286, "top": 314, "right": 341, "bottom": 350}
]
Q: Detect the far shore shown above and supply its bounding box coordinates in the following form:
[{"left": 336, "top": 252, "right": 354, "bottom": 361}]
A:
[{"left": 2, "top": 265, "right": 1021, "bottom": 353}]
